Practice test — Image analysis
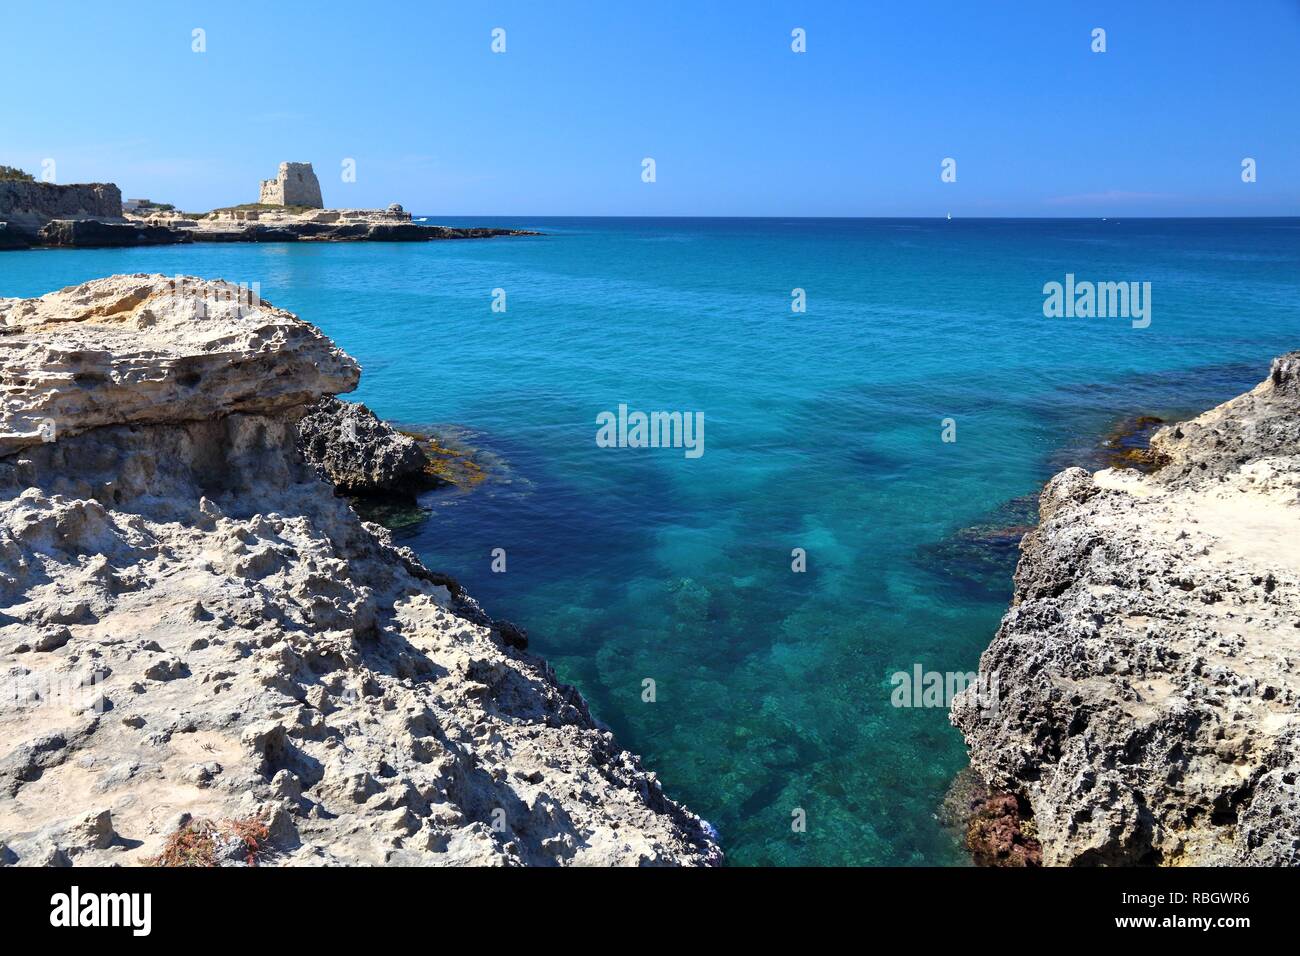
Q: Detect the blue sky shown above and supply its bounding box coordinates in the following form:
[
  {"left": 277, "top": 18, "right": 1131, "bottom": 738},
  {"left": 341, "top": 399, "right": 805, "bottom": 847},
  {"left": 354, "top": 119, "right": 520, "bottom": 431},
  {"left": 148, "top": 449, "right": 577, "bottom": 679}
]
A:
[{"left": 3, "top": 0, "right": 1297, "bottom": 216}]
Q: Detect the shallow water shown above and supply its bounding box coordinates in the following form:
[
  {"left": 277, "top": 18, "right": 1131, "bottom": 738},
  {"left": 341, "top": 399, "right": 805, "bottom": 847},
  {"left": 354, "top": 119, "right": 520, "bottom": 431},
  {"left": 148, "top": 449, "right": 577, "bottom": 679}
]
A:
[{"left": 4, "top": 217, "right": 1299, "bottom": 864}]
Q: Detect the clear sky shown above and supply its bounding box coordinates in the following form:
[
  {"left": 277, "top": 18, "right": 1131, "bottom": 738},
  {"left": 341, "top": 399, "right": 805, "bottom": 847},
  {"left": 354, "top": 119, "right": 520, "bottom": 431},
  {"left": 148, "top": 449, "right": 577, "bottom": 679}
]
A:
[{"left": 3, "top": 0, "right": 1297, "bottom": 216}]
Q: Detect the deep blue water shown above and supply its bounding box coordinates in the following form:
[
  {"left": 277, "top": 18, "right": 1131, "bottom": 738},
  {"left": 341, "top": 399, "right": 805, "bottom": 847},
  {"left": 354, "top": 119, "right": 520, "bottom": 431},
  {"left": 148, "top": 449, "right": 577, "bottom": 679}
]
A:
[{"left": 3, "top": 217, "right": 1299, "bottom": 865}]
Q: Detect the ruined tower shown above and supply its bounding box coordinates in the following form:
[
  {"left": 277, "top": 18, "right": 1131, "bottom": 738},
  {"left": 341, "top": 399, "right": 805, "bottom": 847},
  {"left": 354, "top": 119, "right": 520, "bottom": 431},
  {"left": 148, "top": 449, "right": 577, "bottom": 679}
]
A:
[{"left": 259, "top": 162, "right": 324, "bottom": 208}]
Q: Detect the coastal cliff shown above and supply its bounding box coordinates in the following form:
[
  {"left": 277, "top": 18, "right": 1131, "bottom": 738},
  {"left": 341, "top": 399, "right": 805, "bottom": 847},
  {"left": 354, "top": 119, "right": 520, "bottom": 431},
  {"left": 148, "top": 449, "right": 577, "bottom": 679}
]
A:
[
  {"left": 952, "top": 353, "right": 1300, "bottom": 865},
  {"left": 0, "top": 275, "right": 721, "bottom": 866},
  {"left": 0, "top": 181, "right": 123, "bottom": 242}
]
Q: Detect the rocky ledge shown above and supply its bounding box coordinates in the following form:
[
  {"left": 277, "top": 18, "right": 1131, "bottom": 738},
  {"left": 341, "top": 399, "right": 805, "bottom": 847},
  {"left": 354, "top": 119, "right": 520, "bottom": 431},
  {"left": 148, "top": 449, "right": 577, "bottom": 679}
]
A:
[
  {"left": 0, "top": 274, "right": 720, "bottom": 866},
  {"left": 120, "top": 206, "right": 538, "bottom": 246},
  {"left": 952, "top": 352, "right": 1300, "bottom": 866}
]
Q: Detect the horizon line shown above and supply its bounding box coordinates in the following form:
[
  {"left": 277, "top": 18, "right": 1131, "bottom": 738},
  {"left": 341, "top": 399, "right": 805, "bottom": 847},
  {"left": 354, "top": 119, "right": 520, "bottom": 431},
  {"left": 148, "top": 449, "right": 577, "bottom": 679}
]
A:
[{"left": 418, "top": 214, "right": 1300, "bottom": 221}]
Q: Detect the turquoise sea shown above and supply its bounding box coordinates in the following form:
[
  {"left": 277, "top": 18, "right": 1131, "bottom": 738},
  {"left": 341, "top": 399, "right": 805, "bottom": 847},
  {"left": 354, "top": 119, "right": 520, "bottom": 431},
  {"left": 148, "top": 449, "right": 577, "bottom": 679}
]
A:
[{"left": 4, "top": 217, "right": 1299, "bottom": 865}]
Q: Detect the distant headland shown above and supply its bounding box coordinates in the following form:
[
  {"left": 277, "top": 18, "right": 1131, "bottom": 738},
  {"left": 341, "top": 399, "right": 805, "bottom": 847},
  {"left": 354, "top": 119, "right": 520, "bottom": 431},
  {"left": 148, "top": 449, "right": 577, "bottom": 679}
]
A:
[{"left": 0, "top": 161, "right": 538, "bottom": 250}]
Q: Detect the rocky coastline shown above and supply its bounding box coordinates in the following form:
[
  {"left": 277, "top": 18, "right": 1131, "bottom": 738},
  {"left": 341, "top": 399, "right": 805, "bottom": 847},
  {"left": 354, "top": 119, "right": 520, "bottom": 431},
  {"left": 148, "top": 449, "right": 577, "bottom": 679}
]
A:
[
  {"left": 0, "top": 180, "right": 123, "bottom": 242},
  {"left": 119, "top": 205, "right": 537, "bottom": 246},
  {"left": 0, "top": 177, "right": 536, "bottom": 250},
  {"left": 0, "top": 274, "right": 719, "bottom": 866},
  {"left": 951, "top": 352, "right": 1300, "bottom": 866}
]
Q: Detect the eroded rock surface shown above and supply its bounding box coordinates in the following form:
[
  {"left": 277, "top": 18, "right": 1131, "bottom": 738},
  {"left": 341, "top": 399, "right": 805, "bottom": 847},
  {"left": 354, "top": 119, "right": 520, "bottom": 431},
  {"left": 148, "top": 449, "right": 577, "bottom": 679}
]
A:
[
  {"left": 0, "top": 274, "right": 358, "bottom": 456},
  {"left": 0, "top": 181, "right": 122, "bottom": 240},
  {"left": 297, "top": 397, "right": 431, "bottom": 496},
  {"left": 952, "top": 352, "right": 1300, "bottom": 865},
  {"left": 37, "top": 220, "right": 189, "bottom": 249},
  {"left": 0, "top": 275, "right": 720, "bottom": 867}
]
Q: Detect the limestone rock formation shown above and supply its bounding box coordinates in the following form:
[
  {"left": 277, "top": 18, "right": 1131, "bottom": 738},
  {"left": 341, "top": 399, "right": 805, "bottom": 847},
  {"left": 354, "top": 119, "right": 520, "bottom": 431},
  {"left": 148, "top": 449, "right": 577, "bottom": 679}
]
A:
[
  {"left": 296, "top": 397, "right": 431, "bottom": 496},
  {"left": 0, "top": 181, "right": 123, "bottom": 240},
  {"left": 37, "top": 219, "right": 188, "bottom": 248},
  {"left": 0, "top": 275, "right": 721, "bottom": 867},
  {"left": 258, "top": 162, "right": 324, "bottom": 208},
  {"left": 0, "top": 275, "right": 357, "bottom": 456},
  {"left": 952, "top": 352, "right": 1300, "bottom": 865}
]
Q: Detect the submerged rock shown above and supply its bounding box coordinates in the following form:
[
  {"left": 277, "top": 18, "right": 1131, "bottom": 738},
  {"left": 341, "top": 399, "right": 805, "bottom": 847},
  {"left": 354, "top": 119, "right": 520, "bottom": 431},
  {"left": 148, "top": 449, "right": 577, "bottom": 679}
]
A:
[
  {"left": 1098, "top": 414, "right": 1170, "bottom": 472},
  {"left": 0, "top": 274, "right": 720, "bottom": 867},
  {"left": 952, "top": 351, "right": 1300, "bottom": 865}
]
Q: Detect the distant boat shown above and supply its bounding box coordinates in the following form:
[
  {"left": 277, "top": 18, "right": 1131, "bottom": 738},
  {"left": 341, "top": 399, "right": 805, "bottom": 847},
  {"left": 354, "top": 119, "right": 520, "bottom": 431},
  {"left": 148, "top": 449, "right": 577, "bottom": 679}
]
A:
[
  {"left": 415, "top": 217, "right": 429, "bottom": 222},
  {"left": 946, "top": 213, "right": 952, "bottom": 221}
]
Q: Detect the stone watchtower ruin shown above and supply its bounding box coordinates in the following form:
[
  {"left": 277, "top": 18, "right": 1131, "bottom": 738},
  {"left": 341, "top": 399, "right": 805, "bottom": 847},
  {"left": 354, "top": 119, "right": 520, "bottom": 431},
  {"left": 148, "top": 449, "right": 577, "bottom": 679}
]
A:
[{"left": 259, "top": 162, "right": 323, "bottom": 208}]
